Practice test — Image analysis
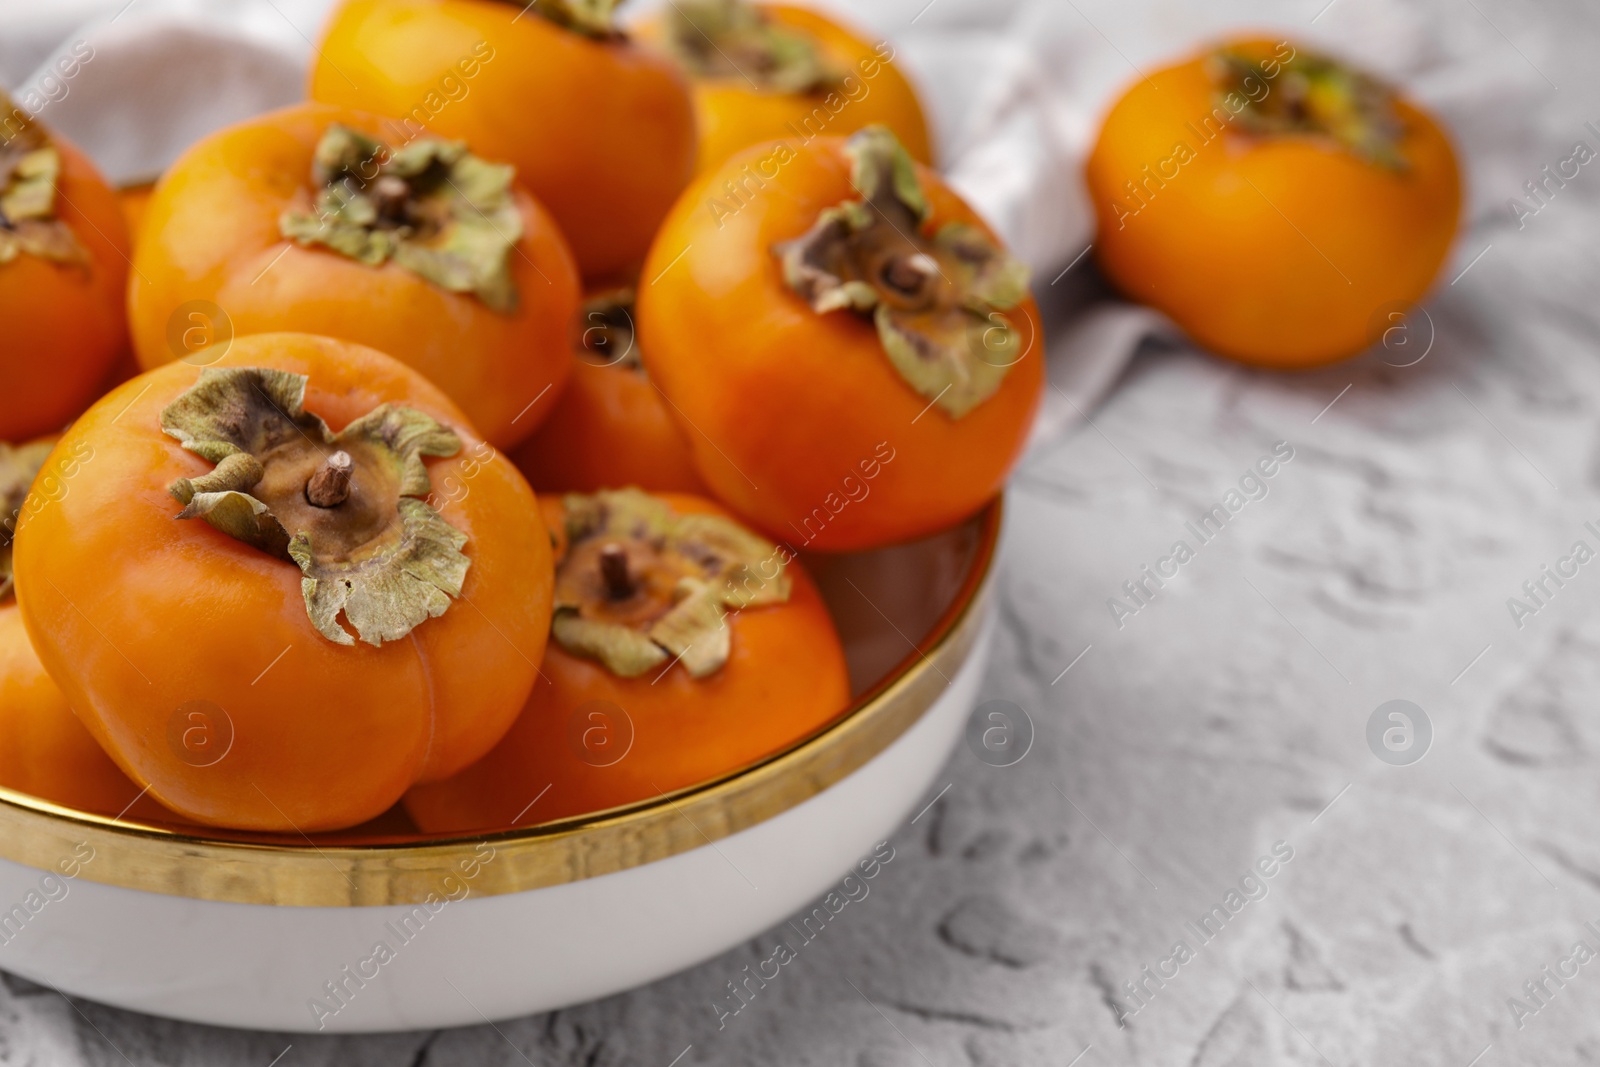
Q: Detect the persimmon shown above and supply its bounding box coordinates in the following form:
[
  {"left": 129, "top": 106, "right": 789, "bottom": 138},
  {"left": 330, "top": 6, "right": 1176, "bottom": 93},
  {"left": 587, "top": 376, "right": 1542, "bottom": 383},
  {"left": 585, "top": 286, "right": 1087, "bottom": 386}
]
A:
[
  {"left": 14, "top": 333, "right": 554, "bottom": 832},
  {"left": 635, "top": 0, "right": 931, "bottom": 175},
  {"left": 0, "top": 92, "right": 131, "bottom": 440},
  {"left": 636, "top": 125, "right": 1042, "bottom": 551},
  {"left": 310, "top": 0, "right": 696, "bottom": 281},
  {"left": 106, "top": 181, "right": 150, "bottom": 387},
  {"left": 406, "top": 488, "right": 849, "bottom": 830},
  {"left": 0, "top": 439, "right": 165, "bottom": 821},
  {"left": 118, "top": 181, "right": 155, "bottom": 246},
  {"left": 127, "top": 103, "right": 580, "bottom": 449},
  {"left": 510, "top": 289, "right": 705, "bottom": 494},
  {"left": 1086, "top": 37, "right": 1461, "bottom": 367}
]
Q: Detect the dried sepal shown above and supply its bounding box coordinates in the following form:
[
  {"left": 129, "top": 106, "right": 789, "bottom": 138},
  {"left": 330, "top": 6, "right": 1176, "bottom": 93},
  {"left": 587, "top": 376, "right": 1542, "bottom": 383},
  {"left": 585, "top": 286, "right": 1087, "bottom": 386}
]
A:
[
  {"left": 291, "top": 499, "right": 469, "bottom": 647},
  {"left": 552, "top": 611, "right": 670, "bottom": 678},
  {"left": 665, "top": 0, "right": 837, "bottom": 93},
  {"left": 550, "top": 488, "right": 790, "bottom": 679},
  {"left": 160, "top": 367, "right": 470, "bottom": 647},
  {"left": 0, "top": 93, "right": 86, "bottom": 266},
  {"left": 161, "top": 367, "right": 327, "bottom": 466},
  {"left": 521, "top": 0, "right": 622, "bottom": 38},
  {"left": 280, "top": 124, "right": 523, "bottom": 312},
  {"left": 1209, "top": 47, "right": 1407, "bottom": 170},
  {"left": 773, "top": 125, "right": 1031, "bottom": 419},
  {"left": 0, "top": 440, "right": 57, "bottom": 600}
]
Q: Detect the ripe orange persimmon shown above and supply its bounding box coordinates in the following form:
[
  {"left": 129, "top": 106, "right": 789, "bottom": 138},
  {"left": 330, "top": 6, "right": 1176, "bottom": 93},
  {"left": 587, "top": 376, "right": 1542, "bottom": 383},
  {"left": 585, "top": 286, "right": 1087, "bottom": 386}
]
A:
[
  {"left": 310, "top": 0, "right": 696, "bottom": 282},
  {"left": 637, "top": 125, "right": 1042, "bottom": 551},
  {"left": 0, "top": 93, "right": 130, "bottom": 441},
  {"left": 128, "top": 103, "right": 580, "bottom": 449},
  {"left": 118, "top": 182, "right": 155, "bottom": 247},
  {"left": 0, "top": 440, "right": 165, "bottom": 821},
  {"left": 510, "top": 289, "right": 704, "bottom": 494},
  {"left": 635, "top": 0, "right": 931, "bottom": 175},
  {"left": 15, "top": 333, "right": 555, "bottom": 832},
  {"left": 1086, "top": 37, "right": 1461, "bottom": 367},
  {"left": 406, "top": 488, "right": 850, "bottom": 830}
]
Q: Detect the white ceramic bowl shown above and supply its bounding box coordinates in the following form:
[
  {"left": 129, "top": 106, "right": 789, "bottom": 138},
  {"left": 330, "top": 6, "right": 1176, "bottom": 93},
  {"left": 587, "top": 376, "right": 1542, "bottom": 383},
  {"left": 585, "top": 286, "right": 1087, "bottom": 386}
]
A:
[{"left": 0, "top": 502, "right": 1000, "bottom": 1032}]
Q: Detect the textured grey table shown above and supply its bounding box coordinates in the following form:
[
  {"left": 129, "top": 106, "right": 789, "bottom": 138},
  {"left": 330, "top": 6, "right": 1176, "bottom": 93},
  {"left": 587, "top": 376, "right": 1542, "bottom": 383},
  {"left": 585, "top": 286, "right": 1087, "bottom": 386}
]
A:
[{"left": 9, "top": 4, "right": 1600, "bottom": 1065}]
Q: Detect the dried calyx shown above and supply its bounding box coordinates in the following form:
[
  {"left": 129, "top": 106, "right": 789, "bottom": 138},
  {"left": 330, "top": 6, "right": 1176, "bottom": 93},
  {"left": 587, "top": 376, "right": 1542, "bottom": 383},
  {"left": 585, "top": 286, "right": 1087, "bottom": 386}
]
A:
[
  {"left": 0, "top": 93, "right": 84, "bottom": 265},
  {"left": 551, "top": 488, "right": 790, "bottom": 679},
  {"left": 1210, "top": 47, "right": 1406, "bottom": 169},
  {"left": 666, "top": 0, "right": 835, "bottom": 94},
  {"left": 774, "top": 126, "right": 1031, "bottom": 419},
  {"left": 161, "top": 367, "right": 470, "bottom": 647},
  {"left": 500, "top": 0, "right": 622, "bottom": 38},
  {"left": 0, "top": 440, "right": 55, "bottom": 600},
  {"left": 280, "top": 124, "right": 523, "bottom": 312},
  {"left": 576, "top": 289, "right": 642, "bottom": 370}
]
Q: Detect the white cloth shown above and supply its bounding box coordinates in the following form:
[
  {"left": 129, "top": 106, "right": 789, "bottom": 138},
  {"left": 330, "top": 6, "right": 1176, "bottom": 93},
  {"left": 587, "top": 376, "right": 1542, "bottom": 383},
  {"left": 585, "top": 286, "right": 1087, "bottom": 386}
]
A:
[{"left": 0, "top": 0, "right": 1547, "bottom": 444}]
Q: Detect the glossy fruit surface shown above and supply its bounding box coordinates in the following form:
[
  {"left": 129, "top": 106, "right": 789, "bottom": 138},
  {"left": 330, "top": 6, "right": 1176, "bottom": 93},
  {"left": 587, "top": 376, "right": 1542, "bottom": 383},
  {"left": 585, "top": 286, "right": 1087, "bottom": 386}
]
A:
[
  {"left": 636, "top": 0, "right": 931, "bottom": 175},
  {"left": 310, "top": 0, "right": 696, "bottom": 281},
  {"left": 405, "top": 490, "right": 850, "bottom": 830},
  {"left": 0, "top": 436, "right": 164, "bottom": 821},
  {"left": 1086, "top": 37, "right": 1461, "bottom": 367},
  {"left": 15, "top": 333, "right": 554, "bottom": 832},
  {"left": 0, "top": 107, "right": 130, "bottom": 440},
  {"left": 118, "top": 181, "right": 154, "bottom": 246},
  {"left": 0, "top": 603, "right": 165, "bottom": 820},
  {"left": 637, "top": 129, "right": 1043, "bottom": 551},
  {"left": 127, "top": 102, "right": 579, "bottom": 448},
  {"left": 510, "top": 290, "right": 704, "bottom": 494}
]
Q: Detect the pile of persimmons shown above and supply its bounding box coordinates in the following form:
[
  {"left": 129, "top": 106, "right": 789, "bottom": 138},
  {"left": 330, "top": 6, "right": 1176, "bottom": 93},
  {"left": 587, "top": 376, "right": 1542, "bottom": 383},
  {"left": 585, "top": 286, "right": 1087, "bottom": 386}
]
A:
[{"left": 0, "top": 1, "right": 1458, "bottom": 836}]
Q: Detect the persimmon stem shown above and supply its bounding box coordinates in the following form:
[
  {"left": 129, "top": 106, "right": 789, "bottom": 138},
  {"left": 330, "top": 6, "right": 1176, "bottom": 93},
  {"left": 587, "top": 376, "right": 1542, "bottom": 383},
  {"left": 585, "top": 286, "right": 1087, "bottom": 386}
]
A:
[
  {"left": 881, "top": 253, "right": 938, "bottom": 298},
  {"left": 306, "top": 450, "right": 354, "bottom": 508},
  {"left": 599, "top": 543, "right": 633, "bottom": 600},
  {"left": 551, "top": 489, "right": 791, "bottom": 679},
  {"left": 370, "top": 174, "right": 412, "bottom": 224}
]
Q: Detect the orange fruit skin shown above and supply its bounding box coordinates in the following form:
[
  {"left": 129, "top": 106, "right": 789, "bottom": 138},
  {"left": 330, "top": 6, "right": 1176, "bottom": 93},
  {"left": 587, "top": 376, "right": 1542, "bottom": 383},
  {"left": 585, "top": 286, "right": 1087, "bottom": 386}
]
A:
[
  {"left": 310, "top": 0, "right": 697, "bottom": 282},
  {"left": 14, "top": 333, "right": 554, "bottom": 833},
  {"left": 635, "top": 2, "right": 932, "bottom": 176},
  {"left": 126, "top": 102, "right": 580, "bottom": 450},
  {"left": 0, "top": 134, "right": 130, "bottom": 440},
  {"left": 1085, "top": 37, "right": 1461, "bottom": 368},
  {"left": 635, "top": 136, "right": 1043, "bottom": 552},
  {"left": 510, "top": 355, "right": 706, "bottom": 495},
  {"left": 0, "top": 592, "right": 170, "bottom": 822},
  {"left": 117, "top": 182, "right": 155, "bottom": 248},
  {"left": 105, "top": 181, "right": 149, "bottom": 389},
  {"left": 405, "top": 492, "right": 850, "bottom": 831}
]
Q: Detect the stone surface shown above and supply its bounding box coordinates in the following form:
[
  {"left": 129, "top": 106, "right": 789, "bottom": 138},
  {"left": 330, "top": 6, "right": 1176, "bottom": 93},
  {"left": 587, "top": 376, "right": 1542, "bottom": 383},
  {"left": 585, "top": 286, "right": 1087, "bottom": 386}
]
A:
[{"left": 7, "top": 0, "right": 1600, "bottom": 1062}]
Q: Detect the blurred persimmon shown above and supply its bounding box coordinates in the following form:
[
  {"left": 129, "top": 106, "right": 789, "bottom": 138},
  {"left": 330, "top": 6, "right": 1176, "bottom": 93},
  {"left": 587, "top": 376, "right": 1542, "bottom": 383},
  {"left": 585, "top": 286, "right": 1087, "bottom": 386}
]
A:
[
  {"left": 16, "top": 334, "right": 554, "bottom": 832},
  {"left": 636, "top": 0, "right": 931, "bottom": 175},
  {"left": 406, "top": 488, "right": 850, "bottom": 830},
  {"left": 637, "top": 125, "right": 1042, "bottom": 551},
  {"left": 1086, "top": 37, "right": 1461, "bottom": 367},
  {"left": 118, "top": 181, "right": 155, "bottom": 246},
  {"left": 127, "top": 103, "right": 578, "bottom": 448},
  {"left": 310, "top": 0, "right": 696, "bottom": 282},
  {"left": 510, "top": 289, "right": 704, "bottom": 494},
  {"left": 105, "top": 184, "right": 149, "bottom": 389},
  {"left": 0, "top": 439, "right": 166, "bottom": 821},
  {"left": 0, "top": 93, "right": 130, "bottom": 440}
]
